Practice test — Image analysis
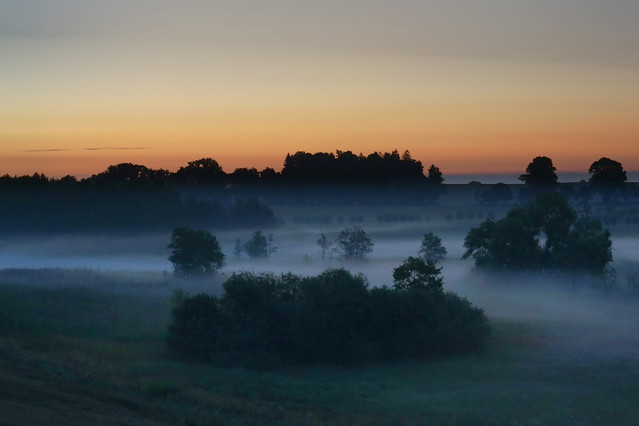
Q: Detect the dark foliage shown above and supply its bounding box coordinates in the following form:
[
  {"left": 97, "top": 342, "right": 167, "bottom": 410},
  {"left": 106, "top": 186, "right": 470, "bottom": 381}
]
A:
[
  {"left": 0, "top": 171, "right": 279, "bottom": 233},
  {"left": 167, "top": 267, "right": 489, "bottom": 366},
  {"left": 393, "top": 257, "right": 443, "bottom": 292},
  {"left": 463, "top": 193, "right": 612, "bottom": 275},
  {"left": 589, "top": 157, "right": 627, "bottom": 186},
  {"left": 519, "top": 156, "right": 558, "bottom": 188},
  {"left": 588, "top": 157, "right": 627, "bottom": 201},
  {"left": 168, "top": 227, "right": 225, "bottom": 275},
  {"left": 282, "top": 149, "right": 425, "bottom": 181}
]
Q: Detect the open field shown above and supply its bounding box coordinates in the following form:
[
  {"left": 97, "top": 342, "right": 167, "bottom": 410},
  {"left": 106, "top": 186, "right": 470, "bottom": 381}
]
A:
[
  {"left": 1, "top": 201, "right": 639, "bottom": 424},
  {"left": 2, "top": 268, "right": 639, "bottom": 424}
]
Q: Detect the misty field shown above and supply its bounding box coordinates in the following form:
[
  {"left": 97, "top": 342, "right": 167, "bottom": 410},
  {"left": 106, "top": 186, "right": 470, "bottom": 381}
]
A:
[{"left": 2, "top": 204, "right": 639, "bottom": 425}]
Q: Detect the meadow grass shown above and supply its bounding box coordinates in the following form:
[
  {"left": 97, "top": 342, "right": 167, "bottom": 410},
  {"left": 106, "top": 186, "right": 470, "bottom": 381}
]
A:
[{"left": 1, "top": 272, "right": 639, "bottom": 425}]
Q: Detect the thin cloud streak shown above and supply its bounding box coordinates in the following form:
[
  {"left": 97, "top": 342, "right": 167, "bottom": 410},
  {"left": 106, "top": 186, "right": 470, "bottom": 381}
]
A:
[
  {"left": 22, "top": 149, "right": 71, "bottom": 152},
  {"left": 23, "top": 147, "right": 150, "bottom": 153},
  {"left": 84, "top": 147, "right": 149, "bottom": 151}
]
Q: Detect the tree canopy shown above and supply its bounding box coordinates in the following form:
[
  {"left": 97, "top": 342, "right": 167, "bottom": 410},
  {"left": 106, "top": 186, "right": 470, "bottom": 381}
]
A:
[
  {"left": 588, "top": 157, "right": 627, "bottom": 200},
  {"left": 168, "top": 227, "right": 226, "bottom": 275},
  {"left": 519, "top": 156, "right": 558, "bottom": 189},
  {"left": 463, "top": 193, "right": 612, "bottom": 275}
]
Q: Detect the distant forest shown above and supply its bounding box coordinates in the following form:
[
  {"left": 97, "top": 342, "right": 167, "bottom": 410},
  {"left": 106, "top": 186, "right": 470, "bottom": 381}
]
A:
[{"left": 0, "top": 150, "right": 636, "bottom": 233}]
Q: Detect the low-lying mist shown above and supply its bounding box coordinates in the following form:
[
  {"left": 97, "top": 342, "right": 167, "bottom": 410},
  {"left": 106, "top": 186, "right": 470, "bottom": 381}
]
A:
[{"left": 2, "top": 225, "right": 638, "bottom": 360}]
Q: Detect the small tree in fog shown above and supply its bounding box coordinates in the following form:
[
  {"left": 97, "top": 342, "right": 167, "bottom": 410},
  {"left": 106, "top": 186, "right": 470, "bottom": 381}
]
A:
[
  {"left": 418, "top": 232, "right": 447, "bottom": 263},
  {"left": 243, "top": 231, "right": 277, "bottom": 258},
  {"left": 336, "top": 226, "right": 373, "bottom": 259},
  {"left": 168, "top": 227, "right": 225, "bottom": 275},
  {"left": 317, "top": 232, "right": 332, "bottom": 259}
]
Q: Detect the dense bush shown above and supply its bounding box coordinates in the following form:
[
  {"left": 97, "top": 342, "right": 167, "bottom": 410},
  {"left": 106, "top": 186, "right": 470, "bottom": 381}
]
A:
[{"left": 167, "top": 266, "right": 489, "bottom": 366}]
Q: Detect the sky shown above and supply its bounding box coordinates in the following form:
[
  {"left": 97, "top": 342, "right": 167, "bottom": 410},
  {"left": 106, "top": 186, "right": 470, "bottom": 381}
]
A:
[{"left": 2, "top": 0, "right": 638, "bottom": 178}]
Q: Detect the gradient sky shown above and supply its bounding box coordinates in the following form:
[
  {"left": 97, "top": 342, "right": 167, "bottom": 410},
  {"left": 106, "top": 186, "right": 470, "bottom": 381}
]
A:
[{"left": 2, "top": 0, "right": 638, "bottom": 178}]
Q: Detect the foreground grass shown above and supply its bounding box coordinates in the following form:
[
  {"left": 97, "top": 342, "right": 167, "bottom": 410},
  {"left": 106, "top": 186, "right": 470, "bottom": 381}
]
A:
[{"left": 1, "top": 275, "right": 639, "bottom": 425}]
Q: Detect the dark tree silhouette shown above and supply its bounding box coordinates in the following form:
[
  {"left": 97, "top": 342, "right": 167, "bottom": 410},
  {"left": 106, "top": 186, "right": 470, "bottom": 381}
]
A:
[
  {"left": 336, "top": 226, "right": 374, "bottom": 259},
  {"left": 168, "top": 227, "right": 225, "bottom": 275},
  {"left": 173, "top": 158, "right": 226, "bottom": 185},
  {"left": 588, "top": 158, "right": 627, "bottom": 200},
  {"left": 519, "top": 156, "right": 558, "bottom": 189},
  {"left": 90, "top": 163, "right": 169, "bottom": 185},
  {"left": 427, "top": 164, "right": 444, "bottom": 184}
]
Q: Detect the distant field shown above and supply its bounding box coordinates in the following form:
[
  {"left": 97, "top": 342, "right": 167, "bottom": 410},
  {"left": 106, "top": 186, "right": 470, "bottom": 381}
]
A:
[{"left": 2, "top": 270, "right": 639, "bottom": 425}]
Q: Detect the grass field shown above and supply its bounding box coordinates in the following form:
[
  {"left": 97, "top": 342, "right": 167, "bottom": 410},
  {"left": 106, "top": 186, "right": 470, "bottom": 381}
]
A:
[{"left": 2, "top": 269, "right": 639, "bottom": 425}]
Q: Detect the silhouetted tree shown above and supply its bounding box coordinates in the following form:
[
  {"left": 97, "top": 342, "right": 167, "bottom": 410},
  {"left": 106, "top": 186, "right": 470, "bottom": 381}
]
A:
[
  {"left": 418, "top": 232, "right": 447, "bottom": 262},
  {"left": 588, "top": 157, "right": 627, "bottom": 185},
  {"left": 90, "top": 163, "right": 169, "bottom": 185},
  {"left": 168, "top": 227, "right": 225, "bottom": 275},
  {"left": 588, "top": 157, "right": 627, "bottom": 201},
  {"left": 426, "top": 164, "right": 444, "bottom": 184},
  {"left": 229, "top": 167, "right": 260, "bottom": 188},
  {"left": 336, "top": 226, "right": 374, "bottom": 259},
  {"left": 519, "top": 156, "right": 558, "bottom": 192},
  {"left": 173, "top": 158, "right": 226, "bottom": 185}
]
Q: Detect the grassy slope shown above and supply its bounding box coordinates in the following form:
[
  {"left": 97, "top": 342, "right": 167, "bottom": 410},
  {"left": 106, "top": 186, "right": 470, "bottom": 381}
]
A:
[{"left": 1, "top": 275, "right": 639, "bottom": 425}]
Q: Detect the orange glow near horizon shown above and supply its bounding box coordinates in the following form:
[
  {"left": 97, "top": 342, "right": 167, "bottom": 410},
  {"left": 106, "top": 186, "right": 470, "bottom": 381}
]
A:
[{"left": 3, "top": 4, "right": 638, "bottom": 179}]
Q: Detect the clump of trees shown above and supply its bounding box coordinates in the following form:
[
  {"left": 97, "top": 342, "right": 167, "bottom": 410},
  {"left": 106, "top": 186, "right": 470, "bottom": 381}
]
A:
[
  {"left": 168, "top": 227, "right": 225, "bottom": 275},
  {"left": 462, "top": 193, "right": 613, "bottom": 276},
  {"left": 167, "top": 262, "right": 489, "bottom": 365}
]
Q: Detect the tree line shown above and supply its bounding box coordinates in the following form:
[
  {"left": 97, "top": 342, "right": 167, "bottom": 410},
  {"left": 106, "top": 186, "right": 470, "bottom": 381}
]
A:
[{"left": 0, "top": 175, "right": 280, "bottom": 233}]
